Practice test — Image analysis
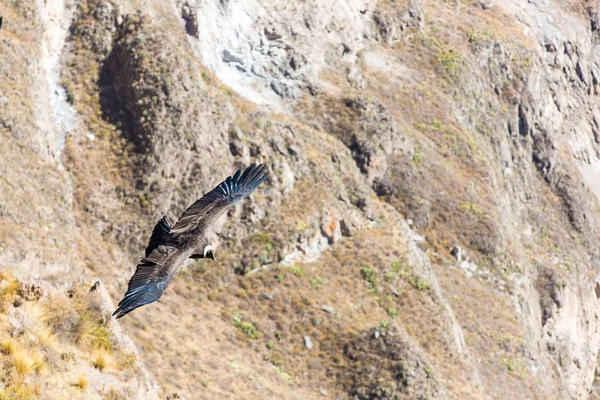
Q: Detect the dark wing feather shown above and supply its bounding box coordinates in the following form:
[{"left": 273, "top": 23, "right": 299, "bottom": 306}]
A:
[
  {"left": 169, "top": 164, "right": 269, "bottom": 235},
  {"left": 144, "top": 216, "right": 172, "bottom": 257},
  {"left": 112, "top": 247, "right": 175, "bottom": 319}
]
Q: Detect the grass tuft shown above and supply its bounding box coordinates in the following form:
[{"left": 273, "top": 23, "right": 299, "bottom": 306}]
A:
[
  {"left": 0, "top": 273, "right": 20, "bottom": 301},
  {"left": 73, "top": 375, "right": 89, "bottom": 390},
  {"left": 115, "top": 351, "right": 136, "bottom": 370},
  {"left": 92, "top": 348, "right": 111, "bottom": 371},
  {"left": 308, "top": 277, "right": 323, "bottom": 289},
  {"left": 412, "top": 279, "right": 429, "bottom": 291},
  {"left": 29, "top": 349, "right": 45, "bottom": 373},
  {"left": 0, "top": 384, "right": 36, "bottom": 400},
  {"left": 12, "top": 348, "right": 35, "bottom": 376},
  {"left": 0, "top": 337, "right": 17, "bottom": 355},
  {"left": 75, "top": 311, "right": 111, "bottom": 350},
  {"left": 20, "top": 302, "right": 58, "bottom": 348},
  {"left": 287, "top": 265, "right": 305, "bottom": 277},
  {"left": 232, "top": 312, "right": 259, "bottom": 339},
  {"left": 34, "top": 325, "right": 57, "bottom": 349},
  {"left": 103, "top": 388, "right": 121, "bottom": 400},
  {"left": 360, "top": 268, "right": 378, "bottom": 295}
]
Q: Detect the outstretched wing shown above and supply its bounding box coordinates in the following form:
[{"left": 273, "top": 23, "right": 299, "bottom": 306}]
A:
[
  {"left": 170, "top": 164, "right": 269, "bottom": 236},
  {"left": 144, "top": 215, "right": 172, "bottom": 257},
  {"left": 113, "top": 221, "right": 177, "bottom": 319}
]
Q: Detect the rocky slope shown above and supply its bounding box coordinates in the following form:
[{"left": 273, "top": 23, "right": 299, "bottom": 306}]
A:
[{"left": 2, "top": 0, "right": 600, "bottom": 398}]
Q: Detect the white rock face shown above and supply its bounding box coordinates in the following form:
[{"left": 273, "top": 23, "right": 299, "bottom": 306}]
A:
[
  {"left": 187, "top": 0, "right": 375, "bottom": 107},
  {"left": 494, "top": 2, "right": 600, "bottom": 397},
  {"left": 37, "top": 0, "right": 78, "bottom": 159}
]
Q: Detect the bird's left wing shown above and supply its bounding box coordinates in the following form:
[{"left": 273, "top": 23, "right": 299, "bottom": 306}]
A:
[
  {"left": 169, "top": 164, "right": 269, "bottom": 236},
  {"left": 112, "top": 246, "right": 175, "bottom": 319}
]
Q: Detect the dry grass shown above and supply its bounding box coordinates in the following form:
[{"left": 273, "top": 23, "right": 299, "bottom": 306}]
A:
[
  {"left": 75, "top": 311, "right": 111, "bottom": 350},
  {"left": 12, "top": 347, "right": 44, "bottom": 376},
  {"left": 0, "top": 274, "right": 20, "bottom": 300},
  {"left": 21, "top": 302, "right": 45, "bottom": 321},
  {"left": 0, "top": 384, "right": 36, "bottom": 400},
  {"left": 0, "top": 275, "right": 144, "bottom": 397},
  {"left": 0, "top": 338, "right": 17, "bottom": 355},
  {"left": 92, "top": 348, "right": 112, "bottom": 371},
  {"left": 0, "top": 273, "right": 147, "bottom": 396},
  {"left": 103, "top": 388, "right": 121, "bottom": 400},
  {"left": 28, "top": 349, "right": 46, "bottom": 373},
  {"left": 115, "top": 351, "right": 136, "bottom": 370},
  {"left": 72, "top": 375, "right": 89, "bottom": 390},
  {"left": 172, "top": 215, "right": 452, "bottom": 396},
  {"left": 6, "top": 343, "right": 46, "bottom": 377},
  {"left": 8, "top": 301, "right": 58, "bottom": 350},
  {"left": 33, "top": 324, "right": 58, "bottom": 349}
]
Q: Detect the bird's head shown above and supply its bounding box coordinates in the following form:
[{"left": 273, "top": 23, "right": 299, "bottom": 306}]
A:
[{"left": 203, "top": 244, "right": 216, "bottom": 262}]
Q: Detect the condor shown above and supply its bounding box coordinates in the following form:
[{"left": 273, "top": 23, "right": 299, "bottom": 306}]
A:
[{"left": 113, "top": 164, "right": 269, "bottom": 319}]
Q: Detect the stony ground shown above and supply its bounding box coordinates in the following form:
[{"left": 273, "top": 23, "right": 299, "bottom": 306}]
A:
[{"left": 2, "top": 0, "right": 600, "bottom": 399}]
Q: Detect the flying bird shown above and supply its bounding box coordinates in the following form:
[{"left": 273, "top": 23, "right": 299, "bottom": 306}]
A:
[{"left": 113, "top": 164, "right": 269, "bottom": 319}]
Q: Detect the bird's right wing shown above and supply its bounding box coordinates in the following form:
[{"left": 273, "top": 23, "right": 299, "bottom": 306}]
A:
[
  {"left": 112, "top": 245, "right": 176, "bottom": 319},
  {"left": 144, "top": 215, "right": 172, "bottom": 257},
  {"left": 169, "top": 164, "right": 269, "bottom": 236}
]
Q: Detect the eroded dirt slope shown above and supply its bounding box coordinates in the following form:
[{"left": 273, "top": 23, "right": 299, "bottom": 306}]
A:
[{"left": 2, "top": 0, "right": 600, "bottom": 399}]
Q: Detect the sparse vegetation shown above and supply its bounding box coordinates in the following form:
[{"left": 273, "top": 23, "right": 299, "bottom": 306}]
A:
[
  {"left": 0, "top": 272, "right": 142, "bottom": 396},
  {"left": 412, "top": 147, "right": 423, "bottom": 162},
  {"left": 502, "top": 358, "right": 528, "bottom": 380},
  {"left": 93, "top": 348, "right": 111, "bottom": 371},
  {"left": 309, "top": 277, "right": 323, "bottom": 289},
  {"left": 232, "top": 312, "right": 259, "bottom": 339},
  {"left": 73, "top": 375, "right": 89, "bottom": 390},
  {"left": 0, "top": 384, "right": 36, "bottom": 400},
  {"left": 12, "top": 348, "right": 44, "bottom": 376},
  {"left": 115, "top": 351, "right": 137, "bottom": 370},
  {"left": 0, "top": 338, "right": 17, "bottom": 355},
  {"left": 386, "top": 308, "right": 398, "bottom": 318},
  {"left": 378, "top": 321, "right": 390, "bottom": 332},
  {"left": 437, "top": 49, "right": 461, "bottom": 79},
  {"left": 12, "top": 349, "right": 35, "bottom": 377},
  {"left": 287, "top": 265, "right": 305, "bottom": 277},
  {"left": 103, "top": 388, "right": 121, "bottom": 400},
  {"left": 459, "top": 202, "right": 484, "bottom": 215},
  {"left": 468, "top": 29, "right": 494, "bottom": 44},
  {"left": 387, "top": 263, "right": 430, "bottom": 292},
  {"left": 360, "top": 267, "right": 378, "bottom": 295},
  {"left": 75, "top": 311, "right": 111, "bottom": 350},
  {"left": 240, "top": 322, "right": 259, "bottom": 339},
  {"left": 412, "top": 279, "right": 429, "bottom": 291},
  {"left": 29, "top": 349, "right": 46, "bottom": 373},
  {"left": 34, "top": 324, "right": 57, "bottom": 348},
  {"left": 0, "top": 273, "right": 20, "bottom": 302}
]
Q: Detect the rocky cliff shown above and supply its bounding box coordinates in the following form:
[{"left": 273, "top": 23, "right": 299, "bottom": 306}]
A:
[{"left": 1, "top": 0, "right": 600, "bottom": 398}]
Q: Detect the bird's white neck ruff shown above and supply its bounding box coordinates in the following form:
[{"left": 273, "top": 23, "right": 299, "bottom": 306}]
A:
[{"left": 203, "top": 245, "right": 214, "bottom": 257}]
